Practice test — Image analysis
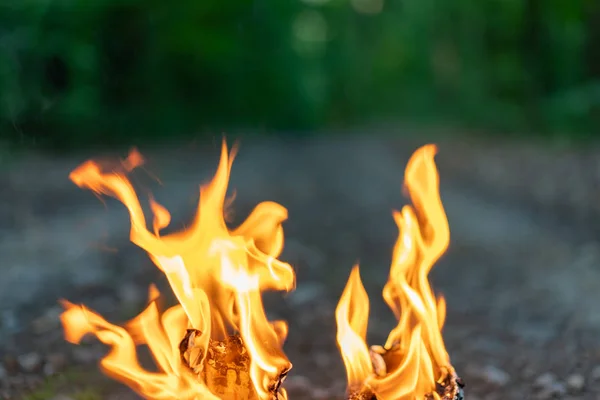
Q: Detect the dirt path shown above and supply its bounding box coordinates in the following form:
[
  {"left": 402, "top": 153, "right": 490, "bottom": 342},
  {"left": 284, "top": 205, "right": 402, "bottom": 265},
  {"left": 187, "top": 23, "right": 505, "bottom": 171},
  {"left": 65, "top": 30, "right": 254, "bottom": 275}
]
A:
[{"left": 1, "top": 135, "right": 599, "bottom": 399}]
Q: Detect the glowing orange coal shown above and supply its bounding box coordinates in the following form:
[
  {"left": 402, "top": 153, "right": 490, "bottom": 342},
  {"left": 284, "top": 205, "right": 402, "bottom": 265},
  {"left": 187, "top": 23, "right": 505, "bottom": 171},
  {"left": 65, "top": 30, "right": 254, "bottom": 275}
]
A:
[
  {"left": 336, "top": 145, "right": 453, "bottom": 399},
  {"left": 60, "top": 141, "right": 295, "bottom": 400}
]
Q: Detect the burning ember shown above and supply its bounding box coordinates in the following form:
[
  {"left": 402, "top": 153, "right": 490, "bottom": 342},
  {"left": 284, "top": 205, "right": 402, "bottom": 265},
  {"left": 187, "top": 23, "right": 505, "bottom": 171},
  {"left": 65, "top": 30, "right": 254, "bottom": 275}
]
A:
[
  {"left": 59, "top": 141, "right": 464, "bottom": 400},
  {"left": 335, "top": 145, "right": 464, "bottom": 400},
  {"left": 60, "top": 141, "right": 294, "bottom": 399}
]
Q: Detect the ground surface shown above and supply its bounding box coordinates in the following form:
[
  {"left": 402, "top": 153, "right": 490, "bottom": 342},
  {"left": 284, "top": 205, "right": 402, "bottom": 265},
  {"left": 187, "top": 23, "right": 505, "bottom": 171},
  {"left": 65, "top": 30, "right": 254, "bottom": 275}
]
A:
[{"left": 1, "top": 132, "right": 600, "bottom": 400}]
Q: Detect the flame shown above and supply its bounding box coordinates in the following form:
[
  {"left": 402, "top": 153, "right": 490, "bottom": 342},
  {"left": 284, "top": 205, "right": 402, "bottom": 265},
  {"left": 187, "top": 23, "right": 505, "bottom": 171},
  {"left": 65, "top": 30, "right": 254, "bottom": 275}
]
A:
[
  {"left": 336, "top": 144, "right": 451, "bottom": 399},
  {"left": 335, "top": 265, "right": 373, "bottom": 390},
  {"left": 61, "top": 141, "right": 295, "bottom": 399}
]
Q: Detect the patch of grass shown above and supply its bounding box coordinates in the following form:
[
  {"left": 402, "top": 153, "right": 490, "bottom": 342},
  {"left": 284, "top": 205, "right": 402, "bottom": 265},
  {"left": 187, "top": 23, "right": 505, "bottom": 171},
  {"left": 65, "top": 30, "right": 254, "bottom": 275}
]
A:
[
  {"left": 21, "top": 369, "right": 104, "bottom": 400},
  {"left": 71, "top": 388, "right": 103, "bottom": 400}
]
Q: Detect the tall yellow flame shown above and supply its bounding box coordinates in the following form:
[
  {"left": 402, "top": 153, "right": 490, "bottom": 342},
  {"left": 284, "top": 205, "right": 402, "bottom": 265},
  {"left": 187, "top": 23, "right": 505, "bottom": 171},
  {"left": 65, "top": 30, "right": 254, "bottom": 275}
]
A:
[
  {"left": 61, "top": 141, "right": 295, "bottom": 399},
  {"left": 336, "top": 144, "right": 451, "bottom": 399}
]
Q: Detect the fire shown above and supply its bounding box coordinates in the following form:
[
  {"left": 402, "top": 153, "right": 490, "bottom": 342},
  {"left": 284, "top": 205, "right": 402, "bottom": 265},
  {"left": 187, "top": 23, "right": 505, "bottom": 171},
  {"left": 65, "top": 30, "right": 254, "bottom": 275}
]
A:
[
  {"left": 60, "top": 141, "right": 295, "bottom": 400},
  {"left": 335, "top": 144, "right": 454, "bottom": 399}
]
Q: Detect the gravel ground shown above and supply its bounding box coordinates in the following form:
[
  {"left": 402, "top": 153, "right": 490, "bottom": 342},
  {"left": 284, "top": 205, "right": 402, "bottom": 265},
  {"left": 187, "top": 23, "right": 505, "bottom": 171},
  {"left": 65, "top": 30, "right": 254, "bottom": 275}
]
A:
[{"left": 1, "top": 133, "right": 600, "bottom": 400}]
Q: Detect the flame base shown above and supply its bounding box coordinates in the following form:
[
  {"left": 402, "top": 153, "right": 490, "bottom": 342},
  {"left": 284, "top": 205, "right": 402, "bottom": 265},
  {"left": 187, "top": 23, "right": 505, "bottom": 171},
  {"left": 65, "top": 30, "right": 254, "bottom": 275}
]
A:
[
  {"left": 180, "top": 330, "right": 290, "bottom": 400},
  {"left": 347, "top": 345, "right": 465, "bottom": 400},
  {"left": 424, "top": 372, "right": 464, "bottom": 400},
  {"left": 347, "top": 387, "right": 378, "bottom": 400},
  {"left": 347, "top": 370, "right": 465, "bottom": 400},
  {"left": 426, "top": 371, "right": 465, "bottom": 400}
]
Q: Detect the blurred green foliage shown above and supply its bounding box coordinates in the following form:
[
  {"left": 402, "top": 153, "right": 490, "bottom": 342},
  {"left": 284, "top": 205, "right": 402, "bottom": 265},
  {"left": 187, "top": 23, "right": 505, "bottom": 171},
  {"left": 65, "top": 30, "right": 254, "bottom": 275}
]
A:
[{"left": 0, "top": 0, "right": 598, "bottom": 149}]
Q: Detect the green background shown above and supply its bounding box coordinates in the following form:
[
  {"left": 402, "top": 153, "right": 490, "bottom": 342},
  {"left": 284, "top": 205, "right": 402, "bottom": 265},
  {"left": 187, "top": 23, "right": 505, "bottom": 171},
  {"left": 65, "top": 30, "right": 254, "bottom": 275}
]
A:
[{"left": 1, "top": 0, "right": 598, "bottom": 149}]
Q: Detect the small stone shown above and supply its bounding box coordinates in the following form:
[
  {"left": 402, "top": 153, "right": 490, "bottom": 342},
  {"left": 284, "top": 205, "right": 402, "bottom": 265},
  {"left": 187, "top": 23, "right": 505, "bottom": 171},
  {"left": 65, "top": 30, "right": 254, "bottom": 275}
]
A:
[
  {"left": 466, "top": 363, "right": 510, "bottom": 387},
  {"left": 284, "top": 375, "right": 312, "bottom": 392},
  {"left": 590, "top": 365, "right": 600, "bottom": 381},
  {"left": 50, "top": 395, "right": 75, "bottom": 400},
  {"left": 43, "top": 353, "right": 68, "bottom": 376},
  {"left": 534, "top": 373, "right": 566, "bottom": 399},
  {"left": 536, "top": 382, "right": 566, "bottom": 399},
  {"left": 566, "top": 373, "right": 585, "bottom": 392},
  {"left": 480, "top": 365, "right": 510, "bottom": 387},
  {"left": 534, "top": 372, "right": 557, "bottom": 389},
  {"left": 17, "top": 353, "right": 42, "bottom": 373}
]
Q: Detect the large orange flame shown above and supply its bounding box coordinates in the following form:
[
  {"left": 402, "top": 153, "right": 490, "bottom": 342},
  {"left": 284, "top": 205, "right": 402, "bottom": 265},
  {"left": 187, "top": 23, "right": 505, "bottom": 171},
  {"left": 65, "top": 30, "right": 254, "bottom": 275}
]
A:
[
  {"left": 61, "top": 141, "right": 295, "bottom": 399},
  {"left": 336, "top": 144, "right": 451, "bottom": 399}
]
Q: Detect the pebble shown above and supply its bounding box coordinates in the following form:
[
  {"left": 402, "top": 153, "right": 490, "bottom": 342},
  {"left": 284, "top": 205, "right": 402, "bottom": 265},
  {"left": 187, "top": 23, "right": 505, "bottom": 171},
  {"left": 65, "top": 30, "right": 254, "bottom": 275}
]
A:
[
  {"left": 534, "top": 372, "right": 567, "bottom": 399},
  {"left": 566, "top": 373, "right": 585, "bottom": 392},
  {"left": 17, "top": 353, "right": 42, "bottom": 373},
  {"left": 537, "top": 382, "right": 567, "bottom": 399},
  {"left": 591, "top": 365, "right": 600, "bottom": 381},
  {"left": 534, "top": 372, "right": 558, "bottom": 389},
  {"left": 466, "top": 363, "right": 510, "bottom": 387},
  {"left": 283, "top": 375, "right": 312, "bottom": 392},
  {"left": 480, "top": 365, "right": 510, "bottom": 387}
]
